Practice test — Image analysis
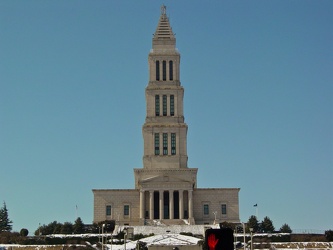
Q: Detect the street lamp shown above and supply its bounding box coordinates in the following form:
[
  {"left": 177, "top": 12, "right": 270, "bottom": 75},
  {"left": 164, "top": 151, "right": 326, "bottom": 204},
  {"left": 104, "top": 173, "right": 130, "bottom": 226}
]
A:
[
  {"left": 242, "top": 223, "right": 246, "bottom": 250},
  {"left": 124, "top": 228, "right": 128, "bottom": 250},
  {"left": 250, "top": 228, "right": 253, "bottom": 250},
  {"left": 102, "top": 224, "right": 105, "bottom": 250},
  {"left": 213, "top": 211, "right": 217, "bottom": 225},
  {"left": 110, "top": 231, "right": 113, "bottom": 250}
]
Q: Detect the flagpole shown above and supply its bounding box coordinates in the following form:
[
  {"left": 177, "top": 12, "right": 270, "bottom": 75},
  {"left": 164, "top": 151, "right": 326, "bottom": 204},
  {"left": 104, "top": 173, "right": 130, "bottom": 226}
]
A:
[
  {"left": 253, "top": 204, "right": 258, "bottom": 219},
  {"left": 256, "top": 206, "right": 258, "bottom": 219}
]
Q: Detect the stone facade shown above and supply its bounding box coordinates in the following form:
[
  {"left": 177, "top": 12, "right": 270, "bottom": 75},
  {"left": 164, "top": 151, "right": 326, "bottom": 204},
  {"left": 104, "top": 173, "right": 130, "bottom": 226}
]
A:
[{"left": 93, "top": 5, "right": 240, "bottom": 226}]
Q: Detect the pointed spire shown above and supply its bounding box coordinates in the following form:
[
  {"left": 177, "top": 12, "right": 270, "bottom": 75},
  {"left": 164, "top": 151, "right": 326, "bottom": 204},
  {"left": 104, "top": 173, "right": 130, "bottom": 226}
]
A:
[
  {"left": 152, "top": 5, "right": 176, "bottom": 52},
  {"left": 153, "top": 5, "right": 175, "bottom": 40}
]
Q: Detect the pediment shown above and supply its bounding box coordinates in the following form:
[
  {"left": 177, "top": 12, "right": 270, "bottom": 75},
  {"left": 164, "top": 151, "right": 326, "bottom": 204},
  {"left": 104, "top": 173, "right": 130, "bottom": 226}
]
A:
[
  {"left": 140, "top": 174, "right": 190, "bottom": 184},
  {"left": 134, "top": 168, "right": 197, "bottom": 189}
]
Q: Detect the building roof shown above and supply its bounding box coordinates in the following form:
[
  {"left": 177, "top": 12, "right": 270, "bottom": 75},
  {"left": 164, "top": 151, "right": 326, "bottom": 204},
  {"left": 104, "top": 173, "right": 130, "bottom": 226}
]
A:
[{"left": 153, "top": 5, "right": 175, "bottom": 41}]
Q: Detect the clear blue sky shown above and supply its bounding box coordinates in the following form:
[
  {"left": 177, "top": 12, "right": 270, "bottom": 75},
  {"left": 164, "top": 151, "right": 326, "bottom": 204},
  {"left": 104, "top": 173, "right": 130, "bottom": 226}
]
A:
[{"left": 1, "top": 1, "right": 332, "bottom": 234}]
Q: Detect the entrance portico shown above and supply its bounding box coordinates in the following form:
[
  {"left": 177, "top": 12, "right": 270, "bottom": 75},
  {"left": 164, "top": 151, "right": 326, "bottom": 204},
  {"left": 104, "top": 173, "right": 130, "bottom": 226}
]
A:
[{"left": 139, "top": 189, "right": 193, "bottom": 223}]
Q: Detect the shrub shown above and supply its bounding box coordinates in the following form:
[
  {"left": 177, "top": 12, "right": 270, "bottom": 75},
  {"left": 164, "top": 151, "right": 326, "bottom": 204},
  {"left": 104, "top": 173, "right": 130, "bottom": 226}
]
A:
[
  {"left": 325, "top": 230, "right": 333, "bottom": 241},
  {"left": 20, "top": 228, "right": 29, "bottom": 236}
]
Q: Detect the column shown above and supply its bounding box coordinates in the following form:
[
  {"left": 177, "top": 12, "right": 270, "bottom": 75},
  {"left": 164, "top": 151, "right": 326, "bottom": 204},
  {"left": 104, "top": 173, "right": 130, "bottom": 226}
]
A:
[
  {"left": 159, "top": 190, "right": 164, "bottom": 219},
  {"left": 188, "top": 189, "right": 193, "bottom": 219},
  {"left": 166, "top": 60, "right": 170, "bottom": 81},
  {"left": 149, "top": 191, "right": 154, "bottom": 220},
  {"left": 140, "top": 190, "right": 145, "bottom": 219},
  {"left": 160, "top": 61, "right": 163, "bottom": 81},
  {"left": 169, "top": 190, "right": 174, "bottom": 219},
  {"left": 179, "top": 190, "right": 184, "bottom": 219},
  {"left": 175, "top": 60, "right": 179, "bottom": 81}
]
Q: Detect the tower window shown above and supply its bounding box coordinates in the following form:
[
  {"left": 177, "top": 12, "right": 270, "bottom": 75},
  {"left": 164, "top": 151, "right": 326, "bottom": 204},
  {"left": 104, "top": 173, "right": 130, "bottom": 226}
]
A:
[
  {"left": 162, "top": 60, "right": 166, "bottom": 81},
  {"left": 170, "top": 95, "right": 174, "bottom": 116},
  {"left": 171, "top": 133, "right": 176, "bottom": 155},
  {"left": 124, "top": 205, "right": 130, "bottom": 216},
  {"left": 163, "top": 133, "right": 168, "bottom": 155},
  {"left": 163, "top": 95, "right": 167, "bottom": 116},
  {"left": 221, "top": 204, "right": 227, "bottom": 215},
  {"left": 204, "top": 204, "right": 209, "bottom": 215},
  {"left": 156, "top": 61, "right": 160, "bottom": 81},
  {"left": 106, "top": 205, "right": 111, "bottom": 216},
  {"left": 154, "top": 133, "right": 160, "bottom": 155},
  {"left": 155, "top": 95, "right": 160, "bottom": 116},
  {"left": 169, "top": 61, "right": 173, "bottom": 81}
]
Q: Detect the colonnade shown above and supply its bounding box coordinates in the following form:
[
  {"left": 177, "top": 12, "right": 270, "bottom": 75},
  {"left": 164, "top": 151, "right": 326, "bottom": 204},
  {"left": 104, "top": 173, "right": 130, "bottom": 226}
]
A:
[{"left": 139, "top": 189, "right": 193, "bottom": 221}]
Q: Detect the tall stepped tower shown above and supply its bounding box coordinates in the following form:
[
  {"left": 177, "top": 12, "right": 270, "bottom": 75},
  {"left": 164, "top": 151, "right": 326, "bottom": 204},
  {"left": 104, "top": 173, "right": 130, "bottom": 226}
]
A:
[
  {"left": 93, "top": 5, "right": 240, "bottom": 227},
  {"left": 134, "top": 5, "right": 198, "bottom": 224}
]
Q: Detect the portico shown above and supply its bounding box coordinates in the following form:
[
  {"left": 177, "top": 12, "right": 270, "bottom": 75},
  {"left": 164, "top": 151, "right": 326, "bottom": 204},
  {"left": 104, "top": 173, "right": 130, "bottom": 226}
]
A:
[{"left": 139, "top": 189, "right": 193, "bottom": 221}]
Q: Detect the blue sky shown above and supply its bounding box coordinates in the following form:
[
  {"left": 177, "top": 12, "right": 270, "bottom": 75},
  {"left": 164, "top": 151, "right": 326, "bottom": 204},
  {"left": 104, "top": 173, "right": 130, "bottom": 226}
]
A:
[{"left": 1, "top": 1, "right": 332, "bottom": 234}]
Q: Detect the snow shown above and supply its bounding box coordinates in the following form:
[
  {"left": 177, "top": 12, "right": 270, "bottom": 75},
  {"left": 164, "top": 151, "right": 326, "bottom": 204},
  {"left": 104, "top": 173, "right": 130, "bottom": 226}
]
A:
[
  {"left": 104, "top": 234, "right": 202, "bottom": 250},
  {"left": 1, "top": 224, "right": 332, "bottom": 250},
  {"left": 114, "top": 224, "right": 218, "bottom": 236}
]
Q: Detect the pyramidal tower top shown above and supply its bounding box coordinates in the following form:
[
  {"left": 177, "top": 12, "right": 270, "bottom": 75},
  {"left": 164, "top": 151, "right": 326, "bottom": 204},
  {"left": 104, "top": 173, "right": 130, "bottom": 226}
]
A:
[{"left": 152, "top": 5, "right": 176, "bottom": 51}]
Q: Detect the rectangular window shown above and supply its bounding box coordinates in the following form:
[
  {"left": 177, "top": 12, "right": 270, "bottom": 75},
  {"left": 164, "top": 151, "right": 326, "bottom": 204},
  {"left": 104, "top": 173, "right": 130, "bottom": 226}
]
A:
[
  {"left": 155, "top": 95, "right": 160, "bottom": 116},
  {"left": 221, "top": 204, "right": 227, "bottom": 215},
  {"left": 163, "top": 95, "right": 167, "bottom": 116},
  {"left": 163, "top": 133, "right": 168, "bottom": 155},
  {"left": 203, "top": 204, "right": 209, "bottom": 215},
  {"left": 106, "top": 205, "right": 111, "bottom": 216},
  {"left": 163, "top": 60, "right": 166, "bottom": 81},
  {"left": 170, "top": 95, "right": 174, "bottom": 116},
  {"left": 124, "top": 205, "right": 130, "bottom": 216},
  {"left": 171, "top": 133, "right": 176, "bottom": 155},
  {"left": 154, "top": 133, "right": 160, "bottom": 155},
  {"left": 169, "top": 61, "right": 173, "bottom": 81},
  {"left": 156, "top": 61, "right": 160, "bottom": 81}
]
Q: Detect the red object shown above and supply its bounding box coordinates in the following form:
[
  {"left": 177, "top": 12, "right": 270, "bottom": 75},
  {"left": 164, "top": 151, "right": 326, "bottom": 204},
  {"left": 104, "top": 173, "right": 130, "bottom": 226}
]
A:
[
  {"left": 208, "top": 233, "right": 219, "bottom": 250},
  {"left": 205, "top": 228, "right": 234, "bottom": 250}
]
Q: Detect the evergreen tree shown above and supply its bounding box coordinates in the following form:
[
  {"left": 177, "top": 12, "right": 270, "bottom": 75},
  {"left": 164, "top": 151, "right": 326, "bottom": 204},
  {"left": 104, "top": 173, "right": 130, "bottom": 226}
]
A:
[
  {"left": 0, "top": 202, "right": 13, "bottom": 232},
  {"left": 325, "top": 230, "right": 333, "bottom": 241},
  {"left": 73, "top": 217, "right": 85, "bottom": 234},
  {"left": 260, "top": 216, "right": 275, "bottom": 233},
  {"left": 246, "top": 215, "right": 259, "bottom": 232},
  {"left": 280, "top": 223, "right": 292, "bottom": 233},
  {"left": 35, "top": 221, "right": 63, "bottom": 235},
  {"left": 60, "top": 222, "right": 73, "bottom": 234}
]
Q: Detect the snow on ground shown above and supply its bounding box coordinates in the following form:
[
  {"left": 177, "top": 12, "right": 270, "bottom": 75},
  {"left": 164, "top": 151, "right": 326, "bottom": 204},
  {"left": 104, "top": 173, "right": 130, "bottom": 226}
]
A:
[
  {"left": 115, "top": 224, "right": 218, "bottom": 236},
  {"left": 1, "top": 224, "right": 332, "bottom": 250},
  {"left": 105, "top": 234, "right": 202, "bottom": 250}
]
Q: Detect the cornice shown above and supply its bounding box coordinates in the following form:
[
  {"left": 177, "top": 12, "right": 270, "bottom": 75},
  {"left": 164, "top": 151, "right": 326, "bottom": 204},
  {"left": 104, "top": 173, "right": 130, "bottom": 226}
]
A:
[{"left": 134, "top": 168, "right": 198, "bottom": 173}]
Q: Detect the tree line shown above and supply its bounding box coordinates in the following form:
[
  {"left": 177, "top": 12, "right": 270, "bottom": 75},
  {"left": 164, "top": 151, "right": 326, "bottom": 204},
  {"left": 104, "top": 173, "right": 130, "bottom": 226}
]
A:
[
  {"left": 35, "top": 217, "right": 86, "bottom": 235},
  {"left": 1, "top": 201, "right": 333, "bottom": 242},
  {"left": 245, "top": 215, "right": 292, "bottom": 233}
]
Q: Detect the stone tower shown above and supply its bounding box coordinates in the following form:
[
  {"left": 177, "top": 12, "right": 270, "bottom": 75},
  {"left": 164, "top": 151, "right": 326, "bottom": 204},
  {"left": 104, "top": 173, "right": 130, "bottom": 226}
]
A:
[
  {"left": 93, "top": 6, "right": 240, "bottom": 227},
  {"left": 134, "top": 5, "right": 198, "bottom": 224}
]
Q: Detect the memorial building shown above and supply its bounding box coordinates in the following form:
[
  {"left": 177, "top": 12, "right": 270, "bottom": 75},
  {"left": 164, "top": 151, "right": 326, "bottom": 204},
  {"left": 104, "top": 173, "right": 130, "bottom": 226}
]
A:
[{"left": 93, "top": 6, "right": 240, "bottom": 226}]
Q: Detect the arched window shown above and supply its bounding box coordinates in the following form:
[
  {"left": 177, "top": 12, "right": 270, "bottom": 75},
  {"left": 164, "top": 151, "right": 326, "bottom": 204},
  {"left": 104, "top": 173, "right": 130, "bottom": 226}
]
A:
[
  {"left": 156, "top": 61, "right": 160, "bottom": 81},
  {"left": 162, "top": 60, "right": 166, "bottom": 81},
  {"left": 169, "top": 61, "right": 173, "bottom": 81}
]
